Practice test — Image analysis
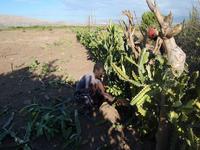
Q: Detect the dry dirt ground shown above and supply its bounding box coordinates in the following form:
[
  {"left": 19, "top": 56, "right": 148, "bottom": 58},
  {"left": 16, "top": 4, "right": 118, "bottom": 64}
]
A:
[
  {"left": 0, "top": 28, "right": 93, "bottom": 80},
  {"left": 0, "top": 28, "right": 96, "bottom": 150},
  {"left": 0, "top": 28, "right": 152, "bottom": 150}
]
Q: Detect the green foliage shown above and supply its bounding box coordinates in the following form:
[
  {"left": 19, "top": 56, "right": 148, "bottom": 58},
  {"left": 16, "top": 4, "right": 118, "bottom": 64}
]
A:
[
  {"left": 106, "top": 85, "right": 122, "bottom": 96},
  {"left": 112, "top": 47, "right": 200, "bottom": 148},
  {"left": 40, "top": 63, "right": 57, "bottom": 75},
  {"left": 76, "top": 25, "right": 124, "bottom": 63},
  {"left": 141, "top": 11, "right": 159, "bottom": 32},
  {"left": 29, "top": 60, "right": 57, "bottom": 77},
  {"left": 0, "top": 101, "right": 81, "bottom": 150},
  {"left": 20, "top": 101, "right": 81, "bottom": 149},
  {"left": 76, "top": 24, "right": 127, "bottom": 97},
  {"left": 6, "top": 25, "right": 68, "bottom": 31},
  {"left": 0, "top": 110, "right": 31, "bottom": 150},
  {"left": 176, "top": 5, "right": 200, "bottom": 71},
  {"left": 29, "top": 59, "right": 40, "bottom": 71},
  {"left": 76, "top": 21, "right": 200, "bottom": 149},
  {"left": 196, "top": 37, "right": 200, "bottom": 47}
]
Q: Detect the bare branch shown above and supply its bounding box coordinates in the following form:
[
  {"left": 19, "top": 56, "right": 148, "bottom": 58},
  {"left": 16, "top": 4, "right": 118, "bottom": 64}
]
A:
[
  {"left": 146, "top": 0, "right": 186, "bottom": 76},
  {"left": 120, "top": 20, "right": 128, "bottom": 31},
  {"left": 154, "top": 37, "right": 163, "bottom": 54},
  {"left": 146, "top": 0, "right": 156, "bottom": 12},
  {"left": 133, "top": 11, "right": 145, "bottom": 38},
  {"left": 122, "top": 10, "right": 134, "bottom": 26},
  {"left": 166, "top": 24, "right": 183, "bottom": 38},
  {"left": 164, "top": 11, "right": 173, "bottom": 26},
  {"left": 146, "top": 0, "right": 164, "bottom": 26},
  {"left": 121, "top": 10, "right": 139, "bottom": 58}
]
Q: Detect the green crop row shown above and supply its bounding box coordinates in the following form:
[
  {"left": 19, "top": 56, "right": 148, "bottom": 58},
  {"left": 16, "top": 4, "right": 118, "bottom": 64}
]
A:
[{"left": 75, "top": 21, "right": 200, "bottom": 149}]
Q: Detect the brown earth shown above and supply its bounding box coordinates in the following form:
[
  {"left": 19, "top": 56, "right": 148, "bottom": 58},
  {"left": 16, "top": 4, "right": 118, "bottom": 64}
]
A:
[
  {"left": 0, "top": 28, "right": 93, "bottom": 80},
  {"left": 0, "top": 28, "right": 153, "bottom": 150},
  {"left": 0, "top": 28, "right": 95, "bottom": 150}
]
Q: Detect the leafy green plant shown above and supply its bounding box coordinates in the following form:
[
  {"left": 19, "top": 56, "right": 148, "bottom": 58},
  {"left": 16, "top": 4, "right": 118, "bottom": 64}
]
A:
[
  {"left": 176, "top": 5, "right": 200, "bottom": 71},
  {"left": 41, "top": 63, "right": 56, "bottom": 75},
  {"left": 20, "top": 101, "right": 81, "bottom": 149},
  {"left": 29, "top": 59, "right": 40, "bottom": 71},
  {"left": 76, "top": 24, "right": 128, "bottom": 97},
  {"left": 0, "top": 110, "right": 31, "bottom": 150},
  {"left": 141, "top": 11, "right": 159, "bottom": 32},
  {"left": 196, "top": 37, "right": 200, "bottom": 47},
  {"left": 76, "top": 22, "right": 200, "bottom": 149},
  {"left": 112, "top": 47, "right": 200, "bottom": 149}
]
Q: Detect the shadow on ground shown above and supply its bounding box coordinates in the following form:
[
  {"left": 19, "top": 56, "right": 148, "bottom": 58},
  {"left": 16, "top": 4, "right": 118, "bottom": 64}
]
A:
[
  {"left": 0, "top": 61, "right": 155, "bottom": 150},
  {"left": 0, "top": 61, "right": 75, "bottom": 150}
]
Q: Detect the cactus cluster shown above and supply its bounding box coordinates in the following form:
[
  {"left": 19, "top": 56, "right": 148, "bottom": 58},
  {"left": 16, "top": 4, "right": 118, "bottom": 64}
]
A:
[{"left": 76, "top": 22, "right": 200, "bottom": 149}]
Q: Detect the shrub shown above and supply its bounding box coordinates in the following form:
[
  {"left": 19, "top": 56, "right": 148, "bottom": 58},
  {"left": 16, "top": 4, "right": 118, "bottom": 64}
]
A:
[
  {"left": 75, "top": 7, "right": 200, "bottom": 149},
  {"left": 140, "top": 11, "right": 159, "bottom": 32},
  {"left": 176, "top": 6, "right": 200, "bottom": 71}
]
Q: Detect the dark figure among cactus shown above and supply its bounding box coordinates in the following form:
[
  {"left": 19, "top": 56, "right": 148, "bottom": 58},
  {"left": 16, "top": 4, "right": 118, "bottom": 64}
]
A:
[
  {"left": 75, "top": 62, "right": 122, "bottom": 124},
  {"left": 75, "top": 62, "right": 115, "bottom": 107}
]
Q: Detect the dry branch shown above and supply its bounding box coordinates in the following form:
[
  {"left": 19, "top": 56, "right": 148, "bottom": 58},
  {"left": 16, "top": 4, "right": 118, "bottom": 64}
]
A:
[
  {"left": 146, "top": 0, "right": 186, "bottom": 77},
  {"left": 121, "top": 10, "right": 141, "bottom": 58}
]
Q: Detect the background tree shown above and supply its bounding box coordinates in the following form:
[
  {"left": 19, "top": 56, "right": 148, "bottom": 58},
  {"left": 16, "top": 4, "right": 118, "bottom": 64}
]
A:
[
  {"left": 176, "top": 3, "right": 200, "bottom": 72},
  {"left": 140, "top": 11, "right": 159, "bottom": 32}
]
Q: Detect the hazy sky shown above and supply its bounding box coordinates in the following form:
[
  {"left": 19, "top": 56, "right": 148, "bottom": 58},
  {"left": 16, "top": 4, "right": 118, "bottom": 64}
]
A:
[{"left": 0, "top": 0, "right": 199, "bottom": 24}]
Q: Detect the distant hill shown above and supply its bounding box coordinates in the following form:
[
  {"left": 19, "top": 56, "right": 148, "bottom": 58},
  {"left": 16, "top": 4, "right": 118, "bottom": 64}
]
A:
[{"left": 0, "top": 15, "right": 68, "bottom": 27}]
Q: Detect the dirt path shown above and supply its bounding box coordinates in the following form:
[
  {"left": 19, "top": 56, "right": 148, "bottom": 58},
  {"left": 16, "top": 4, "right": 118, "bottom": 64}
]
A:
[{"left": 0, "top": 28, "right": 93, "bottom": 80}]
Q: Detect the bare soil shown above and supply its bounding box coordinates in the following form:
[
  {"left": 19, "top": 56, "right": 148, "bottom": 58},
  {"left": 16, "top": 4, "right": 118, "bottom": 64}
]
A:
[
  {"left": 0, "top": 28, "right": 153, "bottom": 150},
  {"left": 0, "top": 28, "right": 95, "bottom": 150},
  {"left": 0, "top": 28, "right": 93, "bottom": 80}
]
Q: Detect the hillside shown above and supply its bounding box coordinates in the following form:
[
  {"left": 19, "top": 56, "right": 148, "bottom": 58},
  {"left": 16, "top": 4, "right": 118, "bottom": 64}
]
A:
[{"left": 0, "top": 15, "right": 66, "bottom": 27}]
